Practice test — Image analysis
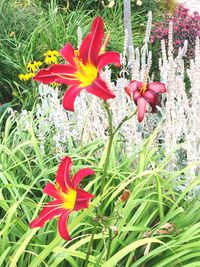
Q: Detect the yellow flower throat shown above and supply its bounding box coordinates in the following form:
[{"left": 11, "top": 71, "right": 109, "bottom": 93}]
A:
[
  {"left": 55, "top": 183, "right": 77, "bottom": 210},
  {"left": 73, "top": 50, "right": 98, "bottom": 87}
]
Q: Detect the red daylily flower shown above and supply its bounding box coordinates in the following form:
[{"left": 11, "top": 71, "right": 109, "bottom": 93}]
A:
[
  {"left": 30, "top": 157, "right": 95, "bottom": 240},
  {"left": 33, "top": 17, "right": 120, "bottom": 111},
  {"left": 125, "top": 80, "right": 167, "bottom": 122}
]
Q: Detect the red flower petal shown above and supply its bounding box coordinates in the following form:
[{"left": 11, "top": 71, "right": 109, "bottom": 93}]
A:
[
  {"left": 143, "top": 90, "right": 157, "bottom": 110},
  {"left": 56, "top": 157, "right": 73, "bottom": 191},
  {"left": 148, "top": 82, "right": 167, "bottom": 94},
  {"left": 49, "top": 64, "right": 76, "bottom": 75},
  {"left": 33, "top": 69, "right": 57, "bottom": 84},
  {"left": 87, "top": 77, "right": 115, "bottom": 100},
  {"left": 60, "top": 43, "right": 75, "bottom": 65},
  {"left": 33, "top": 64, "right": 77, "bottom": 85},
  {"left": 133, "top": 91, "right": 142, "bottom": 101},
  {"left": 58, "top": 211, "right": 71, "bottom": 240},
  {"left": 80, "top": 17, "right": 104, "bottom": 65},
  {"left": 43, "top": 183, "right": 60, "bottom": 199},
  {"left": 76, "top": 189, "right": 94, "bottom": 200},
  {"left": 98, "top": 51, "right": 120, "bottom": 71},
  {"left": 55, "top": 77, "right": 79, "bottom": 86},
  {"left": 137, "top": 97, "right": 147, "bottom": 122},
  {"left": 72, "top": 168, "right": 95, "bottom": 189},
  {"left": 125, "top": 80, "right": 143, "bottom": 98},
  {"left": 49, "top": 64, "right": 78, "bottom": 85},
  {"left": 74, "top": 189, "right": 94, "bottom": 211},
  {"left": 29, "top": 200, "right": 63, "bottom": 228},
  {"left": 62, "top": 85, "right": 83, "bottom": 111}
]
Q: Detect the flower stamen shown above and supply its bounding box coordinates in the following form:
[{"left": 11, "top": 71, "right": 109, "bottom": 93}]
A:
[{"left": 139, "top": 82, "right": 148, "bottom": 94}]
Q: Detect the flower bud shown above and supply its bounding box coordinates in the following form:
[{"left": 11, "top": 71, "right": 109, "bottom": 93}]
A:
[
  {"left": 110, "top": 226, "right": 118, "bottom": 236},
  {"left": 120, "top": 189, "right": 131, "bottom": 202}
]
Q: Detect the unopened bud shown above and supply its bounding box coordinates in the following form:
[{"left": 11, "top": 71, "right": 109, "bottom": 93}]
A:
[
  {"left": 100, "top": 33, "right": 110, "bottom": 54},
  {"left": 110, "top": 226, "right": 118, "bottom": 236},
  {"left": 120, "top": 189, "right": 131, "bottom": 202}
]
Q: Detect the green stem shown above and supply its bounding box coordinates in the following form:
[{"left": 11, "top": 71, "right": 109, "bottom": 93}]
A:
[
  {"left": 106, "top": 228, "right": 112, "bottom": 260},
  {"left": 100, "top": 106, "right": 136, "bottom": 195},
  {"left": 100, "top": 102, "right": 114, "bottom": 195},
  {"left": 84, "top": 224, "right": 97, "bottom": 267},
  {"left": 113, "top": 111, "right": 136, "bottom": 136}
]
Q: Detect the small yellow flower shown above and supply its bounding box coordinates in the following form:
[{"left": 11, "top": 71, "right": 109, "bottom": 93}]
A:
[
  {"left": 44, "top": 55, "right": 58, "bottom": 65},
  {"left": 44, "top": 50, "right": 59, "bottom": 65},
  {"left": 26, "top": 61, "right": 43, "bottom": 72},
  {"left": 18, "top": 73, "right": 35, "bottom": 81},
  {"left": 44, "top": 50, "right": 60, "bottom": 57}
]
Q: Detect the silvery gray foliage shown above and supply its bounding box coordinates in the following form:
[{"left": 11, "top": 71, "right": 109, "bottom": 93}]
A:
[
  {"left": 73, "top": 90, "right": 108, "bottom": 143},
  {"left": 159, "top": 22, "right": 190, "bottom": 172},
  {"left": 185, "top": 37, "right": 200, "bottom": 176},
  {"left": 159, "top": 26, "right": 200, "bottom": 176},
  {"left": 36, "top": 85, "right": 71, "bottom": 158},
  {"left": 159, "top": 28, "right": 189, "bottom": 156},
  {"left": 128, "top": 11, "right": 153, "bottom": 83},
  {"left": 123, "top": 0, "right": 133, "bottom": 58},
  {"left": 77, "top": 26, "right": 82, "bottom": 50}
]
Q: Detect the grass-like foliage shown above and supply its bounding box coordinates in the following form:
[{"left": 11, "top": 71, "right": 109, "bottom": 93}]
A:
[{"left": 1, "top": 110, "right": 200, "bottom": 267}]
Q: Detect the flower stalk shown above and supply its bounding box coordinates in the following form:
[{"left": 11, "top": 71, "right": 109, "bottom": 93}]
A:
[
  {"left": 106, "top": 227, "right": 112, "bottom": 260},
  {"left": 100, "top": 102, "right": 136, "bottom": 195},
  {"left": 100, "top": 101, "right": 114, "bottom": 195},
  {"left": 84, "top": 223, "right": 97, "bottom": 267}
]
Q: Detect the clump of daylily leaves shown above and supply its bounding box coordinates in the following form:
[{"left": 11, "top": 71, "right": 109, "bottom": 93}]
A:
[{"left": 30, "top": 17, "right": 167, "bottom": 240}]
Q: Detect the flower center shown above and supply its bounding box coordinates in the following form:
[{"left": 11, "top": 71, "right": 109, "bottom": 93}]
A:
[
  {"left": 73, "top": 52, "right": 98, "bottom": 87},
  {"left": 56, "top": 183, "right": 77, "bottom": 210},
  {"left": 139, "top": 82, "right": 148, "bottom": 94}
]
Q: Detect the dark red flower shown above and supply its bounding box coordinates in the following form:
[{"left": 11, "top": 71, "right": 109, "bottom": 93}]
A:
[
  {"left": 125, "top": 80, "right": 167, "bottom": 122},
  {"left": 30, "top": 157, "right": 95, "bottom": 240},
  {"left": 33, "top": 17, "right": 120, "bottom": 111}
]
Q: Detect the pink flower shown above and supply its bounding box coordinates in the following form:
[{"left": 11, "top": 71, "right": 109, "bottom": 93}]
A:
[
  {"left": 125, "top": 80, "right": 167, "bottom": 122},
  {"left": 175, "top": 40, "right": 182, "bottom": 45}
]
